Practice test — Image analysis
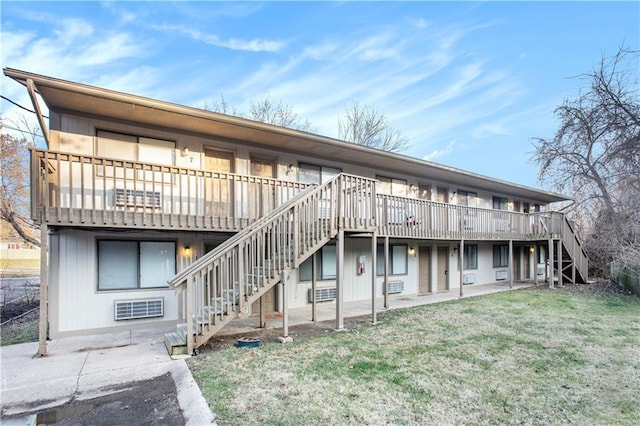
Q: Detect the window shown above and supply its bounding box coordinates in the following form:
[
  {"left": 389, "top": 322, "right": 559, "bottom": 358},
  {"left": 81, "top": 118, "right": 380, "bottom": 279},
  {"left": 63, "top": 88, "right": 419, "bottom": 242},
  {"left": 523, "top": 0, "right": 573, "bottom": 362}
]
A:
[
  {"left": 96, "top": 130, "right": 175, "bottom": 165},
  {"left": 458, "top": 190, "right": 477, "bottom": 207},
  {"left": 493, "top": 196, "right": 508, "bottom": 210},
  {"left": 376, "top": 244, "right": 408, "bottom": 276},
  {"left": 493, "top": 244, "right": 509, "bottom": 267},
  {"left": 299, "top": 245, "right": 337, "bottom": 281},
  {"left": 377, "top": 176, "right": 407, "bottom": 196},
  {"left": 463, "top": 244, "right": 478, "bottom": 270},
  {"left": 98, "top": 240, "right": 175, "bottom": 290},
  {"left": 298, "top": 163, "right": 341, "bottom": 185}
]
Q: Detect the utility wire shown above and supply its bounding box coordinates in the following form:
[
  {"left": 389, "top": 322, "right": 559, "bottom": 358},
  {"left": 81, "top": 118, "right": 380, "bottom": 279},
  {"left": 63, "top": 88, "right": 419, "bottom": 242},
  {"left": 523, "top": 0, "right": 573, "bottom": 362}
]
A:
[
  {"left": 1, "top": 124, "right": 43, "bottom": 138},
  {"left": 0, "top": 95, "right": 49, "bottom": 118}
]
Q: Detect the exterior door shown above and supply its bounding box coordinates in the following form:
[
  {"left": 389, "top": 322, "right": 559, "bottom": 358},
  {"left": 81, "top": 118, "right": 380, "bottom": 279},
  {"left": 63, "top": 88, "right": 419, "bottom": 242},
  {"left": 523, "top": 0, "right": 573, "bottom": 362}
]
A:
[
  {"left": 418, "top": 247, "right": 431, "bottom": 294},
  {"left": 250, "top": 157, "right": 276, "bottom": 219},
  {"left": 437, "top": 246, "right": 449, "bottom": 292},
  {"left": 513, "top": 246, "right": 522, "bottom": 282},
  {"left": 204, "top": 148, "right": 234, "bottom": 217}
]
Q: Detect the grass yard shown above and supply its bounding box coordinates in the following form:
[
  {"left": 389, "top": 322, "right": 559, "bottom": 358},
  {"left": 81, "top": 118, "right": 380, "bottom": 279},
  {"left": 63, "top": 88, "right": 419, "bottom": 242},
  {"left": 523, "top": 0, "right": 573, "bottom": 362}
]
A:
[{"left": 189, "top": 286, "right": 640, "bottom": 425}]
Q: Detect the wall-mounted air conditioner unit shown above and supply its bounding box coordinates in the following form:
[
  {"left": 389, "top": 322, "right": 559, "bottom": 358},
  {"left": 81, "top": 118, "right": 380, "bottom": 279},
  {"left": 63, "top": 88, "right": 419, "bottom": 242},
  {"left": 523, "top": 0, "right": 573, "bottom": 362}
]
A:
[
  {"left": 463, "top": 273, "right": 476, "bottom": 284},
  {"left": 496, "top": 270, "right": 508, "bottom": 281}
]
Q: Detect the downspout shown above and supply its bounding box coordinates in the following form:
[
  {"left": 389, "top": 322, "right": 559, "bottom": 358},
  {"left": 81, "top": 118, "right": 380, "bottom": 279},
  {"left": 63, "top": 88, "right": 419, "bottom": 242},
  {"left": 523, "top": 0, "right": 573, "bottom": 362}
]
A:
[{"left": 26, "top": 78, "right": 51, "bottom": 148}]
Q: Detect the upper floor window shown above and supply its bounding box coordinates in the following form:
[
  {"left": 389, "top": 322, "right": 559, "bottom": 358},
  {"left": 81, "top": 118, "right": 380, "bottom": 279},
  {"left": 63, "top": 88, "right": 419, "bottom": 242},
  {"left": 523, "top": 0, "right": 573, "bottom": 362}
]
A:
[
  {"left": 298, "top": 163, "right": 341, "bottom": 185},
  {"left": 96, "top": 130, "right": 175, "bottom": 166},
  {"left": 377, "top": 176, "right": 407, "bottom": 197},
  {"left": 493, "top": 196, "right": 508, "bottom": 211},
  {"left": 458, "top": 190, "right": 477, "bottom": 208}
]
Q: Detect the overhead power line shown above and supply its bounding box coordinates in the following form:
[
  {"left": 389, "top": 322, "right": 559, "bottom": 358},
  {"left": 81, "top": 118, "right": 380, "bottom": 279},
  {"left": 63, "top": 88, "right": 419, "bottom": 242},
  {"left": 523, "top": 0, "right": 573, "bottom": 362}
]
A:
[{"left": 1, "top": 95, "right": 49, "bottom": 118}]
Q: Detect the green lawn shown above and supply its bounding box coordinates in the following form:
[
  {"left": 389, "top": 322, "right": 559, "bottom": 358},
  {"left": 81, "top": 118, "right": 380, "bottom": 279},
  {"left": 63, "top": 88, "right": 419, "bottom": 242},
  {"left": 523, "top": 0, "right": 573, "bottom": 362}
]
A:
[{"left": 189, "top": 287, "right": 640, "bottom": 425}]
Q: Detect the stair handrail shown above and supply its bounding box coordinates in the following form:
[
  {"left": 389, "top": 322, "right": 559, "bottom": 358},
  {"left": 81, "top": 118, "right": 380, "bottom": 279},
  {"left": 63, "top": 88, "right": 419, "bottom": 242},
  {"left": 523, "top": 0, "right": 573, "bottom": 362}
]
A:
[{"left": 168, "top": 181, "right": 319, "bottom": 288}]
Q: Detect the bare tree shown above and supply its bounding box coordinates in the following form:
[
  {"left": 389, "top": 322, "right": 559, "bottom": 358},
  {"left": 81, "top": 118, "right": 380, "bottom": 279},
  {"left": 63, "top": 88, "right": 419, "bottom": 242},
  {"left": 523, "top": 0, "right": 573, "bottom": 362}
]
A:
[
  {"left": 0, "top": 115, "right": 40, "bottom": 247},
  {"left": 204, "top": 94, "right": 313, "bottom": 132},
  {"left": 532, "top": 47, "right": 640, "bottom": 276},
  {"left": 248, "top": 95, "right": 313, "bottom": 132},
  {"left": 338, "top": 101, "right": 409, "bottom": 153}
]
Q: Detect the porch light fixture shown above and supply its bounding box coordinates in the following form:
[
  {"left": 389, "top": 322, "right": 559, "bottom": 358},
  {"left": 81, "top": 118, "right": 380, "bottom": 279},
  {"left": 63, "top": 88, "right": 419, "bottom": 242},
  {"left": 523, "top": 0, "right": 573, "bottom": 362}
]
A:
[
  {"left": 286, "top": 164, "right": 295, "bottom": 175},
  {"left": 530, "top": 246, "right": 535, "bottom": 254},
  {"left": 184, "top": 246, "right": 191, "bottom": 256},
  {"left": 181, "top": 147, "right": 194, "bottom": 162},
  {"left": 408, "top": 246, "right": 416, "bottom": 257}
]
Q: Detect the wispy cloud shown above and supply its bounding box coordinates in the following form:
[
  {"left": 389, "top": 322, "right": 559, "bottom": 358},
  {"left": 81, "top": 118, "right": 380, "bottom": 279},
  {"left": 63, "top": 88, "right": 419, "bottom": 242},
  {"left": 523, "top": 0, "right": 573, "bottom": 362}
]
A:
[
  {"left": 151, "top": 24, "right": 285, "bottom": 52},
  {"left": 423, "top": 141, "right": 458, "bottom": 161}
]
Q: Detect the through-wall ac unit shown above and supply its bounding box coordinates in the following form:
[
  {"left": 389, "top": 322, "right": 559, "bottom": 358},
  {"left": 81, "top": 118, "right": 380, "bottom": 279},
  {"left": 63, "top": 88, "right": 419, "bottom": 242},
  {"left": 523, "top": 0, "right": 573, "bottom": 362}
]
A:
[
  {"left": 463, "top": 273, "right": 476, "bottom": 284},
  {"left": 308, "top": 287, "right": 337, "bottom": 303},
  {"left": 387, "top": 281, "right": 405, "bottom": 294},
  {"left": 114, "top": 298, "right": 164, "bottom": 321},
  {"left": 496, "top": 270, "right": 508, "bottom": 281}
]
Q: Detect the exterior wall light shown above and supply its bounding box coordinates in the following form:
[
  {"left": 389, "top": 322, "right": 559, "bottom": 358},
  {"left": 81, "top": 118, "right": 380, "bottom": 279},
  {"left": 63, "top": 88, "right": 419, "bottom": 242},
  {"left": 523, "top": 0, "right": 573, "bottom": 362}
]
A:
[
  {"left": 184, "top": 246, "right": 191, "bottom": 256},
  {"left": 408, "top": 246, "right": 416, "bottom": 257}
]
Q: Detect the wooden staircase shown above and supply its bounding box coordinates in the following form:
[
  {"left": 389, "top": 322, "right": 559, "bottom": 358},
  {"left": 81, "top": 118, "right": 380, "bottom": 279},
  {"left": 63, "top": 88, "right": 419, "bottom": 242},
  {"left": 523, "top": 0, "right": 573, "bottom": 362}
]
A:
[{"left": 165, "top": 174, "right": 377, "bottom": 356}]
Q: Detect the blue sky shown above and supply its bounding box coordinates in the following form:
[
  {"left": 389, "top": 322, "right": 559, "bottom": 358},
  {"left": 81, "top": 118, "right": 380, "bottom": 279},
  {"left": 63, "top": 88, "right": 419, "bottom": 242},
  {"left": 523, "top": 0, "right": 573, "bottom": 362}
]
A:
[{"left": 1, "top": 1, "right": 638, "bottom": 190}]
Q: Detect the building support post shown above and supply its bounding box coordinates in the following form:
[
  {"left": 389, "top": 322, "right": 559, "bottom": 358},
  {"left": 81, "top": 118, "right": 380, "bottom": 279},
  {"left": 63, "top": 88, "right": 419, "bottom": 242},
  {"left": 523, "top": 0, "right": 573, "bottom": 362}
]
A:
[
  {"left": 281, "top": 272, "right": 288, "bottom": 338},
  {"left": 509, "top": 240, "right": 514, "bottom": 289},
  {"left": 548, "top": 238, "right": 554, "bottom": 288},
  {"left": 311, "top": 252, "right": 317, "bottom": 322},
  {"left": 533, "top": 244, "right": 538, "bottom": 284},
  {"left": 557, "top": 239, "right": 563, "bottom": 287},
  {"left": 335, "top": 229, "right": 345, "bottom": 330},
  {"left": 259, "top": 296, "right": 265, "bottom": 328},
  {"left": 38, "top": 222, "right": 48, "bottom": 356},
  {"left": 383, "top": 236, "right": 389, "bottom": 309},
  {"left": 371, "top": 230, "right": 377, "bottom": 325},
  {"left": 459, "top": 239, "right": 465, "bottom": 298}
]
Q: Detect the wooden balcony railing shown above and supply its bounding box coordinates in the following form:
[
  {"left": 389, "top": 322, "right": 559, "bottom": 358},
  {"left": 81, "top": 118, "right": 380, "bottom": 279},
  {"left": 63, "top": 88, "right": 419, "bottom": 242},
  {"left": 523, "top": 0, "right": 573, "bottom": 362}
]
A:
[
  {"left": 30, "top": 149, "right": 310, "bottom": 230},
  {"left": 375, "top": 194, "right": 555, "bottom": 240},
  {"left": 30, "top": 149, "right": 578, "bottom": 248}
]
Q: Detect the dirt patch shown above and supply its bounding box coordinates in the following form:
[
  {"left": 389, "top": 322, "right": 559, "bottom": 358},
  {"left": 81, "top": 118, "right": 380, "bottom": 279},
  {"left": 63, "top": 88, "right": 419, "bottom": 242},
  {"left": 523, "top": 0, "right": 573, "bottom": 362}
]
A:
[
  {"left": 198, "top": 313, "right": 380, "bottom": 352},
  {"left": 558, "top": 279, "right": 636, "bottom": 296}
]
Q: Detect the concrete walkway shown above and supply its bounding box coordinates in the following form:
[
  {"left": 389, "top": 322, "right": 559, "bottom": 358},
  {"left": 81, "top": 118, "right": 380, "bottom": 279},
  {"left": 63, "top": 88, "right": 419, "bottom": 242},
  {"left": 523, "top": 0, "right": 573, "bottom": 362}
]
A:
[{"left": 0, "top": 281, "right": 535, "bottom": 424}]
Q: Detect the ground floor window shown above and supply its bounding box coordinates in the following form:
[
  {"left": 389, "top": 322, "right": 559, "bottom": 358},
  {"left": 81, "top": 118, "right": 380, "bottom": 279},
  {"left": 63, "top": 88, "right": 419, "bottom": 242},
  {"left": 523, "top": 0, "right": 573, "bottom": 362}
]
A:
[
  {"left": 463, "top": 244, "right": 478, "bottom": 269},
  {"left": 299, "top": 245, "right": 337, "bottom": 281},
  {"left": 376, "top": 244, "right": 408, "bottom": 276},
  {"left": 98, "top": 240, "right": 175, "bottom": 290},
  {"left": 493, "top": 244, "right": 509, "bottom": 267}
]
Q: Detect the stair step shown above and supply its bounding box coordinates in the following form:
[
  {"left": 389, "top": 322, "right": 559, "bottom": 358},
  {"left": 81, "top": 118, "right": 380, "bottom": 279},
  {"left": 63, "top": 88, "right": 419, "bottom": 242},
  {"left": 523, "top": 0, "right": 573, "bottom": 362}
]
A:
[
  {"left": 164, "top": 331, "right": 187, "bottom": 356},
  {"left": 176, "top": 323, "right": 188, "bottom": 340}
]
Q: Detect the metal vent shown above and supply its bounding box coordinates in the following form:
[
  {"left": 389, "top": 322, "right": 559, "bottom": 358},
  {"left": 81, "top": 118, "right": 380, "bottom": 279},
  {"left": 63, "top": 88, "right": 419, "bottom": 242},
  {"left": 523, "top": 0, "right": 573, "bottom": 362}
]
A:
[
  {"left": 308, "top": 287, "right": 337, "bottom": 303},
  {"left": 463, "top": 273, "right": 476, "bottom": 284},
  {"left": 387, "top": 281, "right": 404, "bottom": 294},
  {"left": 496, "top": 270, "right": 508, "bottom": 280},
  {"left": 115, "top": 188, "right": 161, "bottom": 208},
  {"left": 114, "top": 298, "right": 164, "bottom": 321}
]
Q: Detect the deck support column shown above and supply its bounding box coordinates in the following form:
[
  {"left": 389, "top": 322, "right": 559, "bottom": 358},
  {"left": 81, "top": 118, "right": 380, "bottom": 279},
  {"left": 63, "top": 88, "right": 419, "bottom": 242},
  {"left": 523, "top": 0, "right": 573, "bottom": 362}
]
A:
[
  {"left": 38, "top": 222, "right": 48, "bottom": 356},
  {"left": 557, "top": 239, "right": 563, "bottom": 287},
  {"left": 371, "top": 231, "right": 377, "bottom": 325},
  {"left": 508, "top": 240, "right": 514, "bottom": 289},
  {"left": 259, "top": 296, "right": 265, "bottom": 328},
  {"left": 383, "top": 236, "right": 389, "bottom": 309},
  {"left": 459, "top": 239, "right": 465, "bottom": 298},
  {"left": 335, "top": 229, "right": 345, "bottom": 330},
  {"left": 533, "top": 244, "right": 538, "bottom": 284},
  {"left": 281, "top": 271, "right": 289, "bottom": 339},
  {"left": 311, "top": 252, "right": 317, "bottom": 322},
  {"left": 548, "top": 238, "right": 554, "bottom": 288}
]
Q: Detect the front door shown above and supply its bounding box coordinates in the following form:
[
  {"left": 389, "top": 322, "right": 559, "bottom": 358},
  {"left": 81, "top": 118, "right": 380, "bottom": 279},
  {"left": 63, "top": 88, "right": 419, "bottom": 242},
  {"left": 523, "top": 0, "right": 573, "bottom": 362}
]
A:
[
  {"left": 437, "top": 246, "right": 449, "bottom": 292},
  {"left": 250, "top": 156, "right": 276, "bottom": 219},
  {"left": 418, "top": 247, "right": 431, "bottom": 294},
  {"left": 204, "top": 148, "right": 234, "bottom": 218}
]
